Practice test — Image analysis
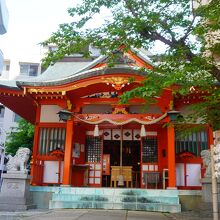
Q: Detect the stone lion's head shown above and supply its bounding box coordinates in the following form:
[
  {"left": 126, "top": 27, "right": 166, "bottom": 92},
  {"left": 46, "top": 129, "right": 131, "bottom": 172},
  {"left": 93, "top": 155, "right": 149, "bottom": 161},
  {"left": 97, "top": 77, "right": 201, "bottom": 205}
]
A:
[
  {"left": 200, "top": 150, "right": 211, "bottom": 166},
  {"left": 16, "top": 147, "right": 31, "bottom": 162}
]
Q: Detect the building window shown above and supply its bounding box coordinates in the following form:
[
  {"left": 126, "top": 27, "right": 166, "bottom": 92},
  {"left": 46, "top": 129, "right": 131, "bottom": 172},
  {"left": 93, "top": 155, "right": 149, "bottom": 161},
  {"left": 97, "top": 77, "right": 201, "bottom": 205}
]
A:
[
  {"left": 85, "top": 136, "right": 102, "bottom": 162},
  {"left": 1, "top": 61, "right": 10, "bottom": 76},
  {"left": 0, "top": 106, "right": 5, "bottom": 118},
  {"left": 38, "top": 127, "right": 66, "bottom": 155},
  {"left": 175, "top": 130, "right": 208, "bottom": 156},
  {"left": 3, "top": 62, "right": 10, "bottom": 71},
  {"left": 142, "top": 137, "right": 158, "bottom": 163},
  {"left": 13, "top": 113, "right": 21, "bottom": 122},
  {"left": 19, "top": 63, "right": 39, "bottom": 77}
]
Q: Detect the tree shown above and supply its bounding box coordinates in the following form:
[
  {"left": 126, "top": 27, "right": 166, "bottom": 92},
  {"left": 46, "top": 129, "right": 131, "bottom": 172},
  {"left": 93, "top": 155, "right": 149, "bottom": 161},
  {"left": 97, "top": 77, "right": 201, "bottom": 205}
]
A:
[
  {"left": 5, "top": 119, "right": 34, "bottom": 156},
  {"left": 42, "top": 0, "right": 220, "bottom": 129}
]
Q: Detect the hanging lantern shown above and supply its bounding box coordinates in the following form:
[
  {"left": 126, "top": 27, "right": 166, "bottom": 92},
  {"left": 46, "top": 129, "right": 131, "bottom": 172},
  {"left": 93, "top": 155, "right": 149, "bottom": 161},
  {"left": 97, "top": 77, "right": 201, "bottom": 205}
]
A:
[
  {"left": 140, "top": 124, "right": 146, "bottom": 137},
  {"left": 57, "top": 110, "right": 73, "bottom": 121},
  {"left": 167, "top": 110, "right": 180, "bottom": 122},
  {"left": 94, "top": 125, "right": 99, "bottom": 137}
]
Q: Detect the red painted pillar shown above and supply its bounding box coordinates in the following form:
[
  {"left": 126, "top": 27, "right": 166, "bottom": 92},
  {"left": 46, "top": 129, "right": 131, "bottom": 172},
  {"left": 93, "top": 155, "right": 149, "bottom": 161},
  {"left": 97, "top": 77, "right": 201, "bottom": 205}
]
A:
[
  {"left": 167, "top": 125, "right": 176, "bottom": 188},
  {"left": 62, "top": 120, "right": 74, "bottom": 186},
  {"left": 30, "top": 126, "right": 40, "bottom": 185},
  {"left": 30, "top": 106, "right": 41, "bottom": 185},
  {"left": 207, "top": 125, "right": 214, "bottom": 146}
]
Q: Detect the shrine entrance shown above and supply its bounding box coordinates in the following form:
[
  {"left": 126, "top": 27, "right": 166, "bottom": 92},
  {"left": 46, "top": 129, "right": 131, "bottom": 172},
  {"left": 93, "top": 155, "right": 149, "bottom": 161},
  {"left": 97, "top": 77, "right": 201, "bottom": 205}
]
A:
[{"left": 102, "top": 140, "right": 141, "bottom": 187}]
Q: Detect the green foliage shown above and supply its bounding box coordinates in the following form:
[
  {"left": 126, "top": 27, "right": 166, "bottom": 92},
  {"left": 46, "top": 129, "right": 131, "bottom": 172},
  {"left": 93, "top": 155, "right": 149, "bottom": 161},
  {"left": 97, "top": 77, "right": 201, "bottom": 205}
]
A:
[
  {"left": 42, "top": 0, "right": 220, "bottom": 129},
  {"left": 5, "top": 119, "right": 34, "bottom": 156}
]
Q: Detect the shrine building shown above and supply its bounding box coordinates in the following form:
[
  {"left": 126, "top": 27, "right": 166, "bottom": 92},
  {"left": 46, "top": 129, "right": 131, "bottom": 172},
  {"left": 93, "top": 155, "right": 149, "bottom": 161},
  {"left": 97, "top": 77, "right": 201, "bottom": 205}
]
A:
[{"left": 0, "top": 48, "right": 212, "bottom": 191}]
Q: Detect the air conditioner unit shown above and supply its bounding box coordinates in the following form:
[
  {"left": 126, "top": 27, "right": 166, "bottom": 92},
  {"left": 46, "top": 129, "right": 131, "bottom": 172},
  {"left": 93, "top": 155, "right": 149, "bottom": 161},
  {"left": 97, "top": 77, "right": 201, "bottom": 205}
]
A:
[{"left": 0, "top": 0, "right": 9, "bottom": 35}]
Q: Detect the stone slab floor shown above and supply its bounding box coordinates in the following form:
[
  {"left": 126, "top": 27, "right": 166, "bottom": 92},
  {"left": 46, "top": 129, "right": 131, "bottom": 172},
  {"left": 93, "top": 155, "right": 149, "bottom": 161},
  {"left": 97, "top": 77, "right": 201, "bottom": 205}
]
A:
[{"left": 0, "top": 209, "right": 213, "bottom": 220}]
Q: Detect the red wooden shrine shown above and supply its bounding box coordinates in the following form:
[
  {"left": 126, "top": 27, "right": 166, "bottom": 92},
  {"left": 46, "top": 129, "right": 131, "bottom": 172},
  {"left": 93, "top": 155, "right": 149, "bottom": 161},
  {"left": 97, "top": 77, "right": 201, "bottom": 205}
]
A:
[{"left": 0, "top": 48, "right": 212, "bottom": 189}]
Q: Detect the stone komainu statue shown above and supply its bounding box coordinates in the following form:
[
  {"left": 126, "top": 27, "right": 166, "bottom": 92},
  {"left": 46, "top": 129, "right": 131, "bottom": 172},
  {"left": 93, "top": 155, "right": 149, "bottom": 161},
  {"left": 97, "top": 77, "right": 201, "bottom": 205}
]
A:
[
  {"left": 6, "top": 147, "right": 31, "bottom": 173},
  {"left": 201, "top": 149, "right": 211, "bottom": 177}
]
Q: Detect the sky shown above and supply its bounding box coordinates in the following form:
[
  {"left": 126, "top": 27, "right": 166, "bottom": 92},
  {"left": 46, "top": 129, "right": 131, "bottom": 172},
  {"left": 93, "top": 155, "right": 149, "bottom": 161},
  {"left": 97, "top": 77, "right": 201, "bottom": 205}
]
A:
[
  {"left": 0, "top": 0, "right": 165, "bottom": 62},
  {"left": 0, "top": 0, "right": 76, "bottom": 60}
]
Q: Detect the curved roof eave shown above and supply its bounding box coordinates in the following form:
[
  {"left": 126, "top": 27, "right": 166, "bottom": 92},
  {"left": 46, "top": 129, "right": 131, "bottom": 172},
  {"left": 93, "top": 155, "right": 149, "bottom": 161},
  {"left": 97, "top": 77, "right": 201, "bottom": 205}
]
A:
[
  {"left": 0, "top": 80, "right": 21, "bottom": 91},
  {"left": 16, "top": 66, "right": 147, "bottom": 88}
]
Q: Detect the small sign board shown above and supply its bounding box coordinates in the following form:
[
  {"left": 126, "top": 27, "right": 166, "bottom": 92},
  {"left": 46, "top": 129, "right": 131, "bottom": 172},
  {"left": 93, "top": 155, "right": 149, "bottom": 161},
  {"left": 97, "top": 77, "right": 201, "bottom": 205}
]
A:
[{"left": 102, "top": 154, "right": 110, "bottom": 175}]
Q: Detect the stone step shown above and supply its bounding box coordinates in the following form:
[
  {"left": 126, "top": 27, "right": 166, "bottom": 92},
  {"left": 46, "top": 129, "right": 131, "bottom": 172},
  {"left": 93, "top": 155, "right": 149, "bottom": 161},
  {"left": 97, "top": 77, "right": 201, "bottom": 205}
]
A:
[
  {"left": 48, "top": 187, "right": 181, "bottom": 213},
  {"left": 52, "top": 187, "right": 180, "bottom": 197},
  {"left": 51, "top": 193, "right": 179, "bottom": 204},
  {"left": 49, "top": 200, "right": 181, "bottom": 213}
]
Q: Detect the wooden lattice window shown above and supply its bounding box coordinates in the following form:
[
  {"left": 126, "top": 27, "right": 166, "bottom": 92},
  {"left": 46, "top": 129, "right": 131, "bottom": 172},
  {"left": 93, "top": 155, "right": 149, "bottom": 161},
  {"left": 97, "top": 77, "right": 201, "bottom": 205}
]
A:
[
  {"left": 142, "top": 137, "right": 158, "bottom": 163},
  {"left": 85, "top": 136, "right": 102, "bottom": 162},
  {"left": 175, "top": 130, "right": 208, "bottom": 156},
  {"left": 38, "top": 127, "right": 66, "bottom": 155}
]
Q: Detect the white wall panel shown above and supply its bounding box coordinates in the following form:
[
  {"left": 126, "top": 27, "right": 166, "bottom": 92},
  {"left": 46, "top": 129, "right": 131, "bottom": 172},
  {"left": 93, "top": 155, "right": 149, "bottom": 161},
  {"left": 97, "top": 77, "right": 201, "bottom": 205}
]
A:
[
  {"left": 40, "top": 105, "right": 63, "bottom": 123},
  {"left": 176, "top": 163, "right": 184, "bottom": 186},
  {"left": 186, "top": 164, "right": 201, "bottom": 186},
  {"left": 43, "top": 161, "right": 58, "bottom": 183},
  {"left": 60, "top": 161, "right": 64, "bottom": 182},
  {"left": 43, "top": 161, "right": 63, "bottom": 184}
]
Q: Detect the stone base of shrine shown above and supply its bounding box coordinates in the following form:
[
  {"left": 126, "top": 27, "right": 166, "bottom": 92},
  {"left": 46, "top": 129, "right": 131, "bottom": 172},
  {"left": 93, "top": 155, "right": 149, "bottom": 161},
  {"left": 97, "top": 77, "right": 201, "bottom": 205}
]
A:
[
  {"left": 0, "top": 172, "right": 36, "bottom": 211},
  {"left": 30, "top": 186, "right": 181, "bottom": 213},
  {"left": 201, "top": 177, "right": 220, "bottom": 203}
]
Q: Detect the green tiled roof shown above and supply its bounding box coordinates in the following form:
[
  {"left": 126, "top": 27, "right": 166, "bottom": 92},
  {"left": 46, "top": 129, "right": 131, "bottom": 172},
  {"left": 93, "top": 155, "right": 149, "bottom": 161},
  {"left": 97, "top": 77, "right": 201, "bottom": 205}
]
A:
[
  {"left": 0, "top": 80, "right": 19, "bottom": 90},
  {"left": 17, "top": 66, "right": 145, "bottom": 87},
  {"left": 35, "top": 61, "right": 90, "bottom": 82},
  {"left": 0, "top": 48, "right": 153, "bottom": 89},
  {"left": 0, "top": 61, "right": 91, "bottom": 90}
]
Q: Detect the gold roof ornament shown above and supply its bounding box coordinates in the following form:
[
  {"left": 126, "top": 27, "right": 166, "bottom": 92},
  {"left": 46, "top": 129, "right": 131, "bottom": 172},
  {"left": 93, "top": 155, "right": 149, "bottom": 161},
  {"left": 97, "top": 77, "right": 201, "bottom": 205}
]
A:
[{"left": 103, "top": 76, "right": 130, "bottom": 90}]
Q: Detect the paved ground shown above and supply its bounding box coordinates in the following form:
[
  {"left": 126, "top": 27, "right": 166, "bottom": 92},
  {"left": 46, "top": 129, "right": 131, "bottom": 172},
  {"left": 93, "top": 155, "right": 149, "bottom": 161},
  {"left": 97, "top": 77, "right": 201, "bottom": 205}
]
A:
[{"left": 0, "top": 209, "right": 214, "bottom": 220}]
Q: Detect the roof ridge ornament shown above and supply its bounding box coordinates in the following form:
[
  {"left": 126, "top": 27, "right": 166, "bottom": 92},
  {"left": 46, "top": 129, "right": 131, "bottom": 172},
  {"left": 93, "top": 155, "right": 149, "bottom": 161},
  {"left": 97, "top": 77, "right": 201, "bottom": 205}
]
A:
[
  {"left": 104, "top": 49, "right": 136, "bottom": 66},
  {"left": 103, "top": 76, "right": 131, "bottom": 90}
]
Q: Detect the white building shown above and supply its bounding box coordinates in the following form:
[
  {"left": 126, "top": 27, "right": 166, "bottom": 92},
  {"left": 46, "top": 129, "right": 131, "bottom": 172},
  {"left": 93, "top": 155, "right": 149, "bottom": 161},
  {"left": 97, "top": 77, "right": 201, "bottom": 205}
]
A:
[
  {"left": 0, "top": 0, "right": 8, "bottom": 72},
  {"left": 0, "top": 0, "right": 9, "bottom": 181},
  {"left": 0, "top": 58, "right": 41, "bottom": 145}
]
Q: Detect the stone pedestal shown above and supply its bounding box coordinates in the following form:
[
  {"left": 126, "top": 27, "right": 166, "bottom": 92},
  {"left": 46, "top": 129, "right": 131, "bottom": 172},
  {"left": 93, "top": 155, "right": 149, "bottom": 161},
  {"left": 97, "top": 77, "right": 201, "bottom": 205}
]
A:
[
  {"left": 201, "top": 177, "right": 220, "bottom": 203},
  {"left": 0, "top": 172, "right": 35, "bottom": 211}
]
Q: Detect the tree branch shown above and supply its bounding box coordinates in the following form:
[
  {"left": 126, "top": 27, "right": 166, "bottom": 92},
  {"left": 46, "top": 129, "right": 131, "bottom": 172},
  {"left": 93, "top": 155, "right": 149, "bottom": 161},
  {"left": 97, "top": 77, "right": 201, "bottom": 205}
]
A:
[
  {"left": 123, "top": 0, "right": 178, "bottom": 48},
  {"left": 139, "top": 27, "right": 175, "bottom": 48},
  {"left": 180, "top": 15, "right": 197, "bottom": 42},
  {"left": 121, "top": 0, "right": 220, "bottom": 82},
  {"left": 123, "top": 0, "right": 139, "bottom": 17}
]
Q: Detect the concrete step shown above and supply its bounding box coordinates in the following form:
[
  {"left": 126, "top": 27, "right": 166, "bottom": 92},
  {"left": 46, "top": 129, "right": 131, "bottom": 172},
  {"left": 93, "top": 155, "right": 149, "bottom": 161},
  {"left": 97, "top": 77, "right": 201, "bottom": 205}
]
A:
[
  {"left": 51, "top": 187, "right": 180, "bottom": 197},
  {"left": 51, "top": 193, "right": 179, "bottom": 204},
  {"left": 48, "top": 187, "right": 181, "bottom": 213},
  {"left": 49, "top": 200, "right": 181, "bottom": 213}
]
